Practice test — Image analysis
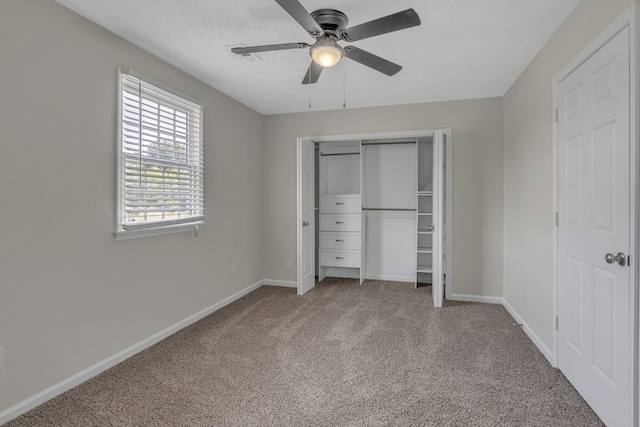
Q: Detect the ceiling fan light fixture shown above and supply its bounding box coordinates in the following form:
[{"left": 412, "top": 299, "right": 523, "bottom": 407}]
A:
[
  {"left": 310, "top": 41, "right": 344, "bottom": 67},
  {"left": 232, "top": 2, "right": 421, "bottom": 84}
]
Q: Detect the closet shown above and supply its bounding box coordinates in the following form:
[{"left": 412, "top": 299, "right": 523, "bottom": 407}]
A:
[{"left": 308, "top": 130, "right": 450, "bottom": 307}]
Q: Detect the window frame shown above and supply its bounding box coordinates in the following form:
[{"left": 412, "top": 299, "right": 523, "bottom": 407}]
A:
[{"left": 115, "top": 67, "right": 205, "bottom": 241}]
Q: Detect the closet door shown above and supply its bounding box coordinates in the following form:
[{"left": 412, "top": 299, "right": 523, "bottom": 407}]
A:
[
  {"left": 360, "top": 141, "right": 366, "bottom": 284},
  {"left": 431, "top": 131, "right": 446, "bottom": 307},
  {"left": 416, "top": 131, "right": 448, "bottom": 307}
]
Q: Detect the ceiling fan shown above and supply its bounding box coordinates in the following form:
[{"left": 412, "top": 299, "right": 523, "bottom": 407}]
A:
[{"left": 231, "top": 0, "right": 421, "bottom": 84}]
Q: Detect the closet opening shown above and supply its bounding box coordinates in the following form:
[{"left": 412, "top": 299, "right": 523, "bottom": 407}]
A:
[{"left": 298, "top": 129, "right": 451, "bottom": 307}]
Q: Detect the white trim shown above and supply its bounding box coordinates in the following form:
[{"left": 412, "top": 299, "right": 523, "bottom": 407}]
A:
[
  {"left": 552, "top": 4, "right": 638, "bottom": 425},
  {"left": 114, "top": 222, "right": 204, "bottom": 241},
  {"left": 446, "top": 295, "right": 555, "bottom": 364},
  {"left": 120, "top": 68, "right": 204, "bottom": 107},
  {"left": 631, "top": 4, "right": 640, "bottom": 424},
  {"left": 503, "top": 299, "right": 554, "bottom": 364},
  {"left": 116, "top": 67, "right": 124, "bottom": 235},
  {"left": 308, "top": 129, "right": 436, "bottom": 143},
  {"left": 0, "top": 279, "right": 265, "bottom": 426},
  {"left": 263, "top": 279, "right": 298, "bottom": 288},
  {"left": 445, "top": 129, "right": 453, "bottom": 301},
  {"left": 448, "top": 293, "right": 503, "bottom": 305},
  {"left": 554, "top": 7, "right": 636, "bottom": 83},
  {"left": 365, "top": 274, "right": 415, "bottom": 283},
  {"left": 323, "top": 268, "right": 360, "bottom": 280},
  {"left": 551, "top": 68, "right": 560, "bottom": 368}
]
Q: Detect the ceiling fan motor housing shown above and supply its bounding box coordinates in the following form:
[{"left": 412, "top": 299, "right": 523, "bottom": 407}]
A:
[{"left": 310, "top": 9, "right": 348, "bottom": 38}]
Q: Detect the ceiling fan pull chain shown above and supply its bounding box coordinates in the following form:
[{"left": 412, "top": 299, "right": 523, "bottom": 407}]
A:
[
  {"left": 343, "top": 59, "right": 347, "bottom": 109},
  {"left": 308, "top": 66, "right": 312, "bottom": 108}
]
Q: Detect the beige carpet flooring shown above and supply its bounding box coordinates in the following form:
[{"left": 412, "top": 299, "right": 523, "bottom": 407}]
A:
[{"left": 6, "top": 279, "right": 603, "bottom": 426}]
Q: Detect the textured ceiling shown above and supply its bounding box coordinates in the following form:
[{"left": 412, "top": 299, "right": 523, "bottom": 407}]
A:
[{"left": 54, "top": 0, "right": 581, "bottom": 115}]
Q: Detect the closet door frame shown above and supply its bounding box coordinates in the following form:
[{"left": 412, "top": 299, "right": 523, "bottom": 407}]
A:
[{"left": 297, "top": 130, "right": 452, "bottom": 295}]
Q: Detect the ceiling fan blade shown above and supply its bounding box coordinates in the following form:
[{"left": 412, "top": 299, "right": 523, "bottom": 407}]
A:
[
  {"left": 275, "top": 0, "right": 323, "bottom": 35},
  {"left": 342, "top": 9, "right": 421, "bottom": 42},
  {"left": 301, "top": 61, "right": 323, "bottom": 84},
  {"left": 231, "top": 42, "right": 309, "bottom": 55},
  {"left": 344, "top": 47, "right": 402, "bottom": 76}
]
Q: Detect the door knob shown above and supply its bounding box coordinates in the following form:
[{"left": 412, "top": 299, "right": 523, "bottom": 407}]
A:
[
  {"left": 302, "top": 221, "right": 309, "bottom": 227},
  {"left": 604, "top": 252, "right": 627, "bottom": 266}
]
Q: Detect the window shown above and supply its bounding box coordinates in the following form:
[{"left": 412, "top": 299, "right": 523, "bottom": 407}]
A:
[{"left": 116, "top": 68, "right": 204, "bottom": 240}]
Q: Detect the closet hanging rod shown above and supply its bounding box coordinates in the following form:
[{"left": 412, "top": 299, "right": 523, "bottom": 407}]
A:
[
  {"left": 320, "top": 152, "right": 360, "bottom": 157},
  {"left": 361, "top": 140, "right": 417, "bottom": 146},
  {"left": 362, "top": 208, "right": 416, "bottom": 212}
]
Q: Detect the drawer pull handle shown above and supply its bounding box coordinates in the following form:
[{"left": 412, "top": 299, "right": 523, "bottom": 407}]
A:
[
  {"left": 336, "top": 221, "right": 344, "bottom": 224},
  {"left": 336, "top": 257, "right": 344, "bottom": 260},
  {"left": 336, "top": 202, "right": 344, "bottom": 205},
  {"left": 336, "top": 239, "right": 345, "bottom": 242}
]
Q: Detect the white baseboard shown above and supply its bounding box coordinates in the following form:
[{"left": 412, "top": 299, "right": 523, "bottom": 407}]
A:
[
  {"left": 448, "top": 293, "right": 554, "bottom": 366},
  {"left": 0, "top": 279, "right": 557, "bottom": 425},
  {"left": 365, "top": 274, "right": 415, "bottom": 283},
  {"left": 0, "top": 279, "right": 265, "bottom": 426},
  {"left": 502, "top": 299, "right": 554, "bottom": 365},
  {"left": 263, "top": 279, "right": 298, "bottom": 288},
  {"left": 448, "top": 293, "right": 504, "bottom": 304},
  {"left": 325, "top": 267, "right": 360, "bottom": 279}
]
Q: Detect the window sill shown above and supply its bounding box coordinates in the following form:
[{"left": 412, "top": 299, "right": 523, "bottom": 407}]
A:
[{"left": 114, "top": 222, "right": 204, "bottom": 241}]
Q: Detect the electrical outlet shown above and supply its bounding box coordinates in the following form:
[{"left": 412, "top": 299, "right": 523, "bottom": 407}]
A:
[
  {"left": 0, "top": 346, "right": 4, "bottom": 371},
  {"left": 285, "top": 259, "right": 292, "bottom": 270},
  {"left": 232, "top": 264, "right": 238, "bottom": 276}
]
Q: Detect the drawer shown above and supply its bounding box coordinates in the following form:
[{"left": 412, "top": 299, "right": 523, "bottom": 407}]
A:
[
  {"left": 319, "top": 214, "right": 361, "bottom": 232},
  {"left": 320, "top": 195, "right": 361, "bottom": 213},
  {"left": 319, "top": 232, "right": 360, "bottom": 250},
  {"left": 319, "top": 250, "right": 361, "bottom": 268}
]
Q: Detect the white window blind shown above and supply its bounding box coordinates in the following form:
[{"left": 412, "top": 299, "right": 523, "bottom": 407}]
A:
[{"left": 117, "top": 69, "right": 204, "bottom": 239}]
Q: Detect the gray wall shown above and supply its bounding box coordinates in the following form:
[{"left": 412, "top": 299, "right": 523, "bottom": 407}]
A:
[
  {"left": 0, "top": 0, "right": 264, "bottom": 412},
  {"left": 263, "top": 99, "right": 504, "bottom": 299},
  {"left": 5, "top": 0, "right": 635, "bottom": 418},
  {"left": 502, "top": 0, "right": 635, "bottom": 351}
]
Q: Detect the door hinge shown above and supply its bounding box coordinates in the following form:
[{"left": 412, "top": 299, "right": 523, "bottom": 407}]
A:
[
  {"left": 555, "top": 316, "right": 559, "bottom": 331},
  {"left": 555, "top": 212, "right": 559, "bottom": 226},
  {"left": 555, "top": 108, "right": 559, "bottom": 122}
]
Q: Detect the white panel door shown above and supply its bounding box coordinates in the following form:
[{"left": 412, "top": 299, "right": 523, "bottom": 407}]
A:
[
  {"left": 298, "top": 139, "right": 315, "bottom": 295},
  {"left": 557, "top": 27, "right": 631, "bottom": 427},
  {"left": 432, "top": 131, "right": 445, "bottom": 308}
]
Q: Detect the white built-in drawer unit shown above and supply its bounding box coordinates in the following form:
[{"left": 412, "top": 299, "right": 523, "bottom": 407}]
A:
[
  {"left": 319, "top": 232, "right": 360, "bottom": 250},
  {"left": 319, "top": 194, "right": 361, "bottom": 274},
  {"left": 319, "top": 214, "right": 361, "bottom": 232},
  {"left": 318, "top": 142, "right": 362, "bottom": 281},
  {"left": 319, "top": 249, "right": 361, "bottom": 268},
  {"left": 320, "top": 194, "right": 361, "bottom": 213}
]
